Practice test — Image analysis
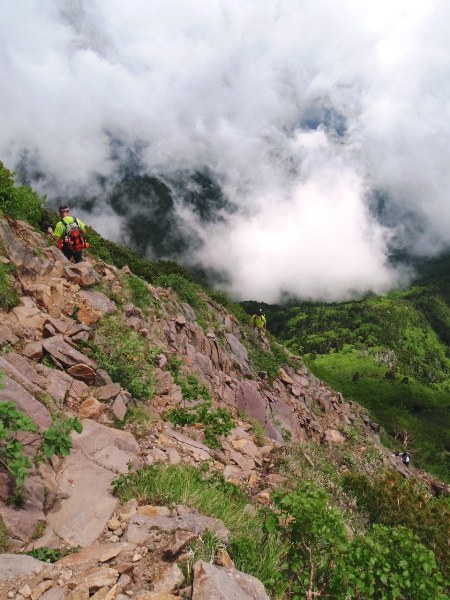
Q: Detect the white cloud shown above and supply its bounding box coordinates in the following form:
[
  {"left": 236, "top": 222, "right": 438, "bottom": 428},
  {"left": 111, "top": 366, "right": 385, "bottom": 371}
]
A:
[{"left": 1, "top": 0, "right": 450, "bottom": 300}]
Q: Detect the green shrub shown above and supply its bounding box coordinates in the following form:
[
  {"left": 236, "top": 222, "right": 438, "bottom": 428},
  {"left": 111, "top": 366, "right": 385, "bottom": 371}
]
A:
[
  {"left": 332, "top": 525, "right": 446, "bottom": 600},
  {"left": 341, "top": 470, "right": 450, "bottom": 579},
  {"left": 0, "top": 164, "right": 45, "bottom": 227},
  {"left": 125, "top": 273, "right": 152, "bottom": 311},
  {"left": 0, "top": 398, "right": 82, "bottom": 489},
  {"left": 166, "top": 356, "right": 212, "bottom": 402},
  {"left": 267, "top": 483, "right": 447, "bottom": 599},
  {"left": 26, "top": 546, "right": 80, "bottom": 563}
]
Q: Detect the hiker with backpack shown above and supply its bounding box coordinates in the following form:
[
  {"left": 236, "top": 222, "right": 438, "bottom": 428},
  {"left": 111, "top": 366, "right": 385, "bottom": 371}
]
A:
[
  {"left": 250, "top": 308, "right": 267, "bottom": 339},
  {"left": 393, "top": 451, "right": 411, "bottom": 467},
  {"left": 48, "top": 205, "right": 88, "bottom": 263}
]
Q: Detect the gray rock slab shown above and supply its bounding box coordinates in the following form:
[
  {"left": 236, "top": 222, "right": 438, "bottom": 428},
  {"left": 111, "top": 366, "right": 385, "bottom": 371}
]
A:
[
  {"left": 0, "top": 554, "right": 50, "bottom": 580},
  {"left": 55, "top": 542, "right": 136, "bottom": 568},
  {"left": 72, "top": 419, "right": 140, "bottom": 469},
  {"left": 0, "top": 356, "right": 44, "bottom": 396},
  {"left": 224, "top": 333, "right": 249, "bottom": 369},
  {"left": 163, "top": 425, "right": 211, "bottom": 457},
  {"left": 0, "top": 475, "right": 47, "bottom": 542},
  {"left": 236, "top": 381, "right": 284, "bottom": 444},
  {"left": 93, "top": 383, "right": 121, "bottom": 401},
  {"left": 110, "top": 394, "right": 128, "bottom": 421},
  {"left": 9, "top": 306, "right": 47, "bottom": 330},
  {"left": 78, "top": 290, "right": 117, "bottom": 313},
  {"left": 3, "top": 354, "right": 44, "bottom": 389},
  {"left": 192, "top": 560, "right": 269, "bottom": 600},
  {"left": 0, "top": 220, "right": 53, "bottom": 280},
  {"left": 38, "top": 588, "right": 68, "bottom": 600},
  {"left": 38, "top": 449, "right": 119, "bottom": 548},
  {"left": 42, "top": 336, "right": 97, "bottom": 370},
  {"left": 0, "top": 374, "right": 52, "bottom": 429},
  {"left": 38, "top": 366, "right": 74, "bottom": 406},
  {"left": 0, "top": 324, "right": 19, "bottom": 347},
  {"left": 123, "top": 513, "right": 230, "bottom": 545},
  {"left": 64, "top": 263, "right": 102, "bottom": 287}
]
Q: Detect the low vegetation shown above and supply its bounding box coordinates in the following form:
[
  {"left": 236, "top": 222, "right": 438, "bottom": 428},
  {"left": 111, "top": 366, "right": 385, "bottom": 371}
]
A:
[
  {"left": 164, "top": 355, "right": 234, "bottom": 448},
  {"left": 113, "top": 463, "right": 448, "bottom": 599},
  {"left": 88, "top": 314, "right": 160, "bottom": 401}
]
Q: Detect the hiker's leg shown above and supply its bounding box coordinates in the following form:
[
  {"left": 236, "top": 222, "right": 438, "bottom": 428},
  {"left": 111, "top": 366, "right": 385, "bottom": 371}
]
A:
[
  {"left": 73, "top": 250, "right": 83, "bottom": 263},
  {"left": 61, "top": 247, "right": 73, "bottom": 261}
]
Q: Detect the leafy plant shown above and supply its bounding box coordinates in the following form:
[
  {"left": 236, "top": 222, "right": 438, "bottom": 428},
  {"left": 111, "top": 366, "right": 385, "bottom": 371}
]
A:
[
  {"left": 41, "top": 416, "right": 83, "bottom": 458},
  {"left": 26, "top": 546, "right": 81, "bottom": 563},
  {"left": 0, "top": 399, "right": 82, "bottom": 489},
  {"left": 266, "top": 483, "right": 348, "bottom": 598},
  {"left": 331, "top": 525, "right": 446, "bottom": 600}
]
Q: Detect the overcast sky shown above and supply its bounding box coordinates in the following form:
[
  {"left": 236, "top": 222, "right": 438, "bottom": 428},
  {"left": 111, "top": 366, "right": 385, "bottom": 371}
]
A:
[{"left": 1, "top": 0, "right": 449, "bottom": 302}]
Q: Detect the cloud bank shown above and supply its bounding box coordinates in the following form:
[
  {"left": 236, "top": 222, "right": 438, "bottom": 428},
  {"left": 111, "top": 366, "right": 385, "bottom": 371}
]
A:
[{"left": 1, "top": 0, "right": 450, "bottom": 302}]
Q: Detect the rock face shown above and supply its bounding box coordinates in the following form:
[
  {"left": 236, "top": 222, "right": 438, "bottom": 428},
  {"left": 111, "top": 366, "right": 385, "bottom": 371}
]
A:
[{"left": 0, "top": 216, "right": 444, "bottom": 599}]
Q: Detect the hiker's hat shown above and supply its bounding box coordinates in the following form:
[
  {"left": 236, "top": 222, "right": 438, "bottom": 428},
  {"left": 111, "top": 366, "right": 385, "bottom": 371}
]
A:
[
  {"left": 58, "top": 205, "right": 69, "bottom": 213},
  {"left": 257, "top": 308, "right": 264, "bottom": 315}
]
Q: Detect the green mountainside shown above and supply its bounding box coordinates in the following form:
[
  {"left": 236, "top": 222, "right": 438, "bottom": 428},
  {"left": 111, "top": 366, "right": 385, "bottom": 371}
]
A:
[{"left": 242, "top": 263, "right": 450, "bottom": 482}]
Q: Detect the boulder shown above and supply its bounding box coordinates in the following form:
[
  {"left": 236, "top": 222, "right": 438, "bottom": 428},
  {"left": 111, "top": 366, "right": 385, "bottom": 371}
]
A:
[
  {"left": 0, "top": 374, "right": 51, "bottom": 429},
  {"left": 63, "top": 263, "right": 101, "bottom": 287},
  {"left": 192, "top": 560, "right": 269, "bottom": 600},
  {"left": 225, "top": 333, "right": 248, "bottom": 369},
  {"left": 236, "top": 381, "right": 284, "bottom": 444},
  {"left": 9, "top": 306, "right": 47, "bottom": 331},
  {"left": 42, "top": 336, "right": 97, "bottom": 370},
  {"left": 123, "top": 513, "right": 230, "bottom": 545},
  {"left": 0, "top": 325, "right": 19, "bottom": 348},
  {"left": 0, "top": 554, "right": 50, "bottom": 581}
]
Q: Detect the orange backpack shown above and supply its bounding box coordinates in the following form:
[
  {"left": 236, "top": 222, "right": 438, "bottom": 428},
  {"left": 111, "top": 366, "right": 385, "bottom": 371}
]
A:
[{"left": 63, "top": 218, "right": 86, "bottom": 252}]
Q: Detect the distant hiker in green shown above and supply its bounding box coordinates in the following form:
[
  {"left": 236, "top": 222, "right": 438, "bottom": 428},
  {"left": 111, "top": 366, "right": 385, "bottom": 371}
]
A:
[
  {"left": 48, "top": 205, "right": 87, "bottom": 263},
  {"left": 250, "top": 309, "right": 267, "bottom": 338}
]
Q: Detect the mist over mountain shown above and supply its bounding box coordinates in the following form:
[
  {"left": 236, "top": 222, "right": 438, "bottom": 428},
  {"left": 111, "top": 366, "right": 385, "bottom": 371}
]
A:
[{"left": 2, "top": 0, "right": 450, "bottom": 302}]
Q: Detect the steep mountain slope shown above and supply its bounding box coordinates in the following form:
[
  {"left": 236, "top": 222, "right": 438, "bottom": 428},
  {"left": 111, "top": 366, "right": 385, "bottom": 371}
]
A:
[{"left": 0, "top": 170, "right": 448, "bottom": 597}]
